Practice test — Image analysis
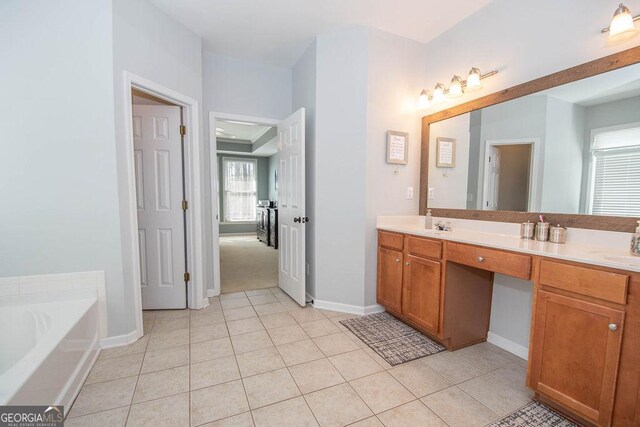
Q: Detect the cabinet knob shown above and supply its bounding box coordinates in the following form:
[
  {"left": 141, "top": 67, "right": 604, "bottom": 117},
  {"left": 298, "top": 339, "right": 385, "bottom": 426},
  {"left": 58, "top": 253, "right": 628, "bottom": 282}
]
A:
[
  {"left": 405, "top": 261, "right": 411, "bottom": 266},
  {"left": 395, "top": 259, "right": 400, "bottom": 263},
  {"left": 477, "top": 256, "right": 485, "bottom": 263},
  {"left": 608, "top": 323, "right": 618, "bottom": 331}
]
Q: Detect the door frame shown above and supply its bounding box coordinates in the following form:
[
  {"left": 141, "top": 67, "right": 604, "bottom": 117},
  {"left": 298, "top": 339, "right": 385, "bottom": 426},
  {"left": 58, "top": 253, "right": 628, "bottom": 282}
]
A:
[
  {"left": 208, "top": 111, "right": 281, "bottom": 297},
  {"left": 123, "top": 72, "right": 205, "bottom": 339},
  {"left": 481, "top": 138, "right": 542, "bottom": 212}
]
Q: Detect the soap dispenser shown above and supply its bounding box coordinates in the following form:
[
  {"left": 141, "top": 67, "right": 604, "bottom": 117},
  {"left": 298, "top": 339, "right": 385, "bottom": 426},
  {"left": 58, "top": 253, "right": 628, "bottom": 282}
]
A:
[
  {"left": 632, "top": 220, "right": 640, "bottom": 257},
  {"left": 425, "top": 209, "right": 433, "bottom": 229}
]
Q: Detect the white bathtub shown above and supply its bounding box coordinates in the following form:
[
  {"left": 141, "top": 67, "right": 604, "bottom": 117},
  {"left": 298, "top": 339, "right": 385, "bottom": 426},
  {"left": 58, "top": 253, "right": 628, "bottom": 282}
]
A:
[{"left": 0, "top": 298, "right": 100, "bottom": 413}]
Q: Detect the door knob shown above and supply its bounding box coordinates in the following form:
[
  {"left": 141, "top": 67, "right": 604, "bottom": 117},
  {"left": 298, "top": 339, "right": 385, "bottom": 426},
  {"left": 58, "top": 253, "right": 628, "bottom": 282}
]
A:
[
  {"left": 302, "top": 217, "right": 310, "bottom": 223},
  {"left": 294, "top": 217, "right": 301, "bottom": 223},
  {"left": 477, "top": 256, "right": 485, "bottom": 263},
  {"left": 608, "top": 323, "right": 618, "bottom": 331}
]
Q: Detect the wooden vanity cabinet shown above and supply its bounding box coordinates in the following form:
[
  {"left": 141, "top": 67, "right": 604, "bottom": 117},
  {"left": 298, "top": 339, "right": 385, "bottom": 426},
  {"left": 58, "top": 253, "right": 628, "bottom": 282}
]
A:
[
  {"left": 377, "top": 231, "right": 442, "bottom": 333},
  {"left": 377, "top": 246, "right": 404, "bottom": 314},
  {"left": 402, "top": 254, "right": 441, "bottom": 334},
  {"left": 529, "top": 290, "right": 624, "bottom": 426}
]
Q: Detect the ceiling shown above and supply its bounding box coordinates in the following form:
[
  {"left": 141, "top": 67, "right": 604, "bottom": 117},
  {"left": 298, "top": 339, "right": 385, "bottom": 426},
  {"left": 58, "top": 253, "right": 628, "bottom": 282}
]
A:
[
  {"left": 541, "top": 63, "right": 640, "bottom": 107},
  {"left": 216, "top": 119, "right": 273, "bottom": 142},
  {"left": 149, "top": 0, "right": 494, "bottom": 67}
]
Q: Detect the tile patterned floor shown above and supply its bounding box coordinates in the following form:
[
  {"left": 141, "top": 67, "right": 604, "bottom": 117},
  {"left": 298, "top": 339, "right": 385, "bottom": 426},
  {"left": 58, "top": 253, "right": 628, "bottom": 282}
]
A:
[{"left": 66, "top": 287, "right": 532, "bottom": 426}]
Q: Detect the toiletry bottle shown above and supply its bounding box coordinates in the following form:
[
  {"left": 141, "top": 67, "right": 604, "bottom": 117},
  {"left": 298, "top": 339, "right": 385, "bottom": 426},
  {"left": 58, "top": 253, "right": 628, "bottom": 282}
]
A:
[
  {"left": 425, "top": 209, "right": 433, "bottom": 229},
  {"left": 631, "top": 220, "right": 640, "bottom": 257}
]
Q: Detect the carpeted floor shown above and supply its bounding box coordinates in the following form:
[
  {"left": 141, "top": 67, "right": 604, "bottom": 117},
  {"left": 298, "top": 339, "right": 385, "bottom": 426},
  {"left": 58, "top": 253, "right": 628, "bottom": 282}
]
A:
[{"left": 219, "top": 234, "right": 278, "bottom": 294}]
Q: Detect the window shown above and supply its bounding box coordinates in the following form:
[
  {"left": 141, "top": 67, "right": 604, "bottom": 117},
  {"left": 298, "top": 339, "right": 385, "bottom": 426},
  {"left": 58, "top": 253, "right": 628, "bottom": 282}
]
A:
[
  {"left": 222, "top": 158, "right": 257, "bottom": 222},
  {"left": 589, "top": 126, "right": 640, "bottom": 217}
]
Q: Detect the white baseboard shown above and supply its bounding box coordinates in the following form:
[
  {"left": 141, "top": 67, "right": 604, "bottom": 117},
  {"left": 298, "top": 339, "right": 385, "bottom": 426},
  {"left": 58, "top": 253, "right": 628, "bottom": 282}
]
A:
[
  {"left": 487, "top": 332, "right": 529, "bottom": 360},
  {"left": 100, "top": 330, "right": 140, "bottom": 349},
  {"left": 207, "top": 289, "right": 219, "bottom": 298},
  {"left": 312, "top": 298, "right": 385, "bottom": 316}
]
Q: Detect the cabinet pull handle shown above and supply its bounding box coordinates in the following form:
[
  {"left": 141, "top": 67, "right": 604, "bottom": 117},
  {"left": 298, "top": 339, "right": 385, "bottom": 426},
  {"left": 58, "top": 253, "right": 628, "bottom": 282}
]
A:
[
  {"left": 395, "top": 259, "right": 400, "bottom": 263},
  {"left": 608, "top": 323, "right": 618, "bottom": 331},
  {"left": 477, "top": 256, "right": 485, "bottom": 263}
]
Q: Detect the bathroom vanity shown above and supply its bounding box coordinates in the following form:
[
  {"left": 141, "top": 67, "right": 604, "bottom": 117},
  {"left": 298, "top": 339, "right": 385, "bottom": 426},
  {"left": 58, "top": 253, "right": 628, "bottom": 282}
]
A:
[{"left": 376, "top": 221, "right": 640, "bottom": 426}]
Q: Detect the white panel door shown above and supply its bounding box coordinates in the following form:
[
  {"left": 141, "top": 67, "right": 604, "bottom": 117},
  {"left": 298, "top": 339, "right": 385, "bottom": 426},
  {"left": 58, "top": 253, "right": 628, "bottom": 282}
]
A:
[
  {"left": 133, "top": 105, "right": 186, "bottom": 309},
  {"left": 278, "top": 108, "right": 306, "bottom": 306},
  {"left": 483, "top": 144, "right": 501, "bottom": 211}
]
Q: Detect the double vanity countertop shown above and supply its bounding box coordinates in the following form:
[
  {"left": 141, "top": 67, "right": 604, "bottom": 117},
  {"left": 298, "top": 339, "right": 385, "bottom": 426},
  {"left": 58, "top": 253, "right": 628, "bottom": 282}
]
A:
[{"left": 377, "top": 216, "right": 640, "bottom": 273}]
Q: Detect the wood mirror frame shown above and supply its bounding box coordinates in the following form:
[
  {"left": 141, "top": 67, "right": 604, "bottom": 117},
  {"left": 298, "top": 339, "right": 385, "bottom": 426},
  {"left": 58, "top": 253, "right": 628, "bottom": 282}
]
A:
[{"left": 419, "top": 46, "right": 640, "bottom": 232}]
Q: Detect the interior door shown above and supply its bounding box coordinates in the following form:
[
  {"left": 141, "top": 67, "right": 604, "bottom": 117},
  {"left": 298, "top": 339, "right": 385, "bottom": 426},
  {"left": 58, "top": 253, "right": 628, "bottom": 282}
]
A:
[
  {"left": 278, "top": 108, "right": 306, "bottom": 306},
  {"left": 133, "top": 105, "right": 187, "bottom": 309},
  {"left": 483, "top": 145, "right": 500, "bottom": 210}
]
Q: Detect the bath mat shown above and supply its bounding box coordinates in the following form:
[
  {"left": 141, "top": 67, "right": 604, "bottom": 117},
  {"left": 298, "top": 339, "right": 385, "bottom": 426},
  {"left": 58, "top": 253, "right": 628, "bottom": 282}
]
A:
[
  {"left": 339, "top": 312, "right": 444, "bottom": 366},
  {"left": 488, "top": 402, "right": 578, "bottom": 427}
]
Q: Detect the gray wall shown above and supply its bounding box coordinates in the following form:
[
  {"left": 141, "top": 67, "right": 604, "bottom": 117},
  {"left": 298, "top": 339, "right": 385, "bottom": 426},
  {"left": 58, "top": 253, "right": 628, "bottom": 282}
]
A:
[
  {"left": 0, "top": 0, "right": 127, "bottom": 336},
  {"left": 315, "top": 29, "right": 369, "bottom": 307},
  {"left": 217, "top": 154, "right": 269, "bottom": 234},
  {"left": 292, "top": 41, "right": 317, "bottom": 299}
]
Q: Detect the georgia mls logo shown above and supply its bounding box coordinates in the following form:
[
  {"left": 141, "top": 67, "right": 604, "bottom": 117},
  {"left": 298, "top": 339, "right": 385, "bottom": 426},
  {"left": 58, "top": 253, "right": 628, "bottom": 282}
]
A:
[{"left": 0, "top": 405, "right": 64, "bottom": 427}]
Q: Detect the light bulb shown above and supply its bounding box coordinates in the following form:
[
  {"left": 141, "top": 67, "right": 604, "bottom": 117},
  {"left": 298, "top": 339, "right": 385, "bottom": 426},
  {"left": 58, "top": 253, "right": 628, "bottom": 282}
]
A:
[
  {"left": 418, "top": 90, "right": 430, "bottom": 109},
  {"left": 466, "top": 68, "right": 482, "bottom": 91},
  {"left": 433, "top": 83, "right": 446, "bottom": 104},
  {"left": 609, "top": 3, "right": 637, "bottom": 39},
  {"left": 448, "top": 76, "right": 463, "bottom": 98}
]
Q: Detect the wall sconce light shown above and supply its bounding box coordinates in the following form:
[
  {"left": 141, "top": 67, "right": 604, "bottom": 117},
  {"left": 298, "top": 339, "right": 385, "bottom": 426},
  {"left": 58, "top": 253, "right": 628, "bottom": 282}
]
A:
[
  {"left": 602, "top": 3, "right": 639, "bottom": 40},
  {"left": 417, "top": 67, "right": 498, "bottom": 109}
]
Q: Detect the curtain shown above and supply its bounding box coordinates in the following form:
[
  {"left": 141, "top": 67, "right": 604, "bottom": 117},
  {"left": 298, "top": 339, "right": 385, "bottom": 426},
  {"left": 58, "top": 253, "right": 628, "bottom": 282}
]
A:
[{"left": 223, "top": 158, "right": 257, "bottom": 221}]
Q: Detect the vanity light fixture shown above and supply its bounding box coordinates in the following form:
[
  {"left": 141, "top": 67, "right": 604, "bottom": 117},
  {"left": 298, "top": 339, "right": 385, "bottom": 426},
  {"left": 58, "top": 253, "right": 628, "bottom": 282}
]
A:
[
  {"left": 602, "top": 3, "right": 639, "bottom": 40},
  {"left": 432, "top": 83, "right": 447, "bottom": 104},
  {"left": 417, "top": 67, "right": 498, "bottom": 109},
  {"left": 448, "top": 75, "right": 464, "bottom": 98}
]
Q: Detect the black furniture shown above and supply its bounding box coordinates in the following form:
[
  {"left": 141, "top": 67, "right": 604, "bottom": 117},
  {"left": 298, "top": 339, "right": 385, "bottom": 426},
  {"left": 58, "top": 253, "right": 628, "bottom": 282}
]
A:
[
  {"left": 257, "top": 206, "right": 269, "bottom": 244},
  {"left": 268, "top": 208, "right": 278, "bottom": 249}
]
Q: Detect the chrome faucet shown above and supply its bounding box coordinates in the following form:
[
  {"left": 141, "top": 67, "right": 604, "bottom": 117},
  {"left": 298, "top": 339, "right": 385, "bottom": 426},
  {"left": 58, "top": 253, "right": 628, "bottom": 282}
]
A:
[{"left": 435, "top": 221, "right": 452, "bottom": 231}]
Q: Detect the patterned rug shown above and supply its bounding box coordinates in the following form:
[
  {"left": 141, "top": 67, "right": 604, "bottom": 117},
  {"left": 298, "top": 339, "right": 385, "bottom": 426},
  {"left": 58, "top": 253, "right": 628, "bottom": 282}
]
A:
[
  {"left": 339, "top": 312, "right": 445, "bottom": 366},
  {"left": 488, "top": 402, "right": 578, "bottom": 427}
]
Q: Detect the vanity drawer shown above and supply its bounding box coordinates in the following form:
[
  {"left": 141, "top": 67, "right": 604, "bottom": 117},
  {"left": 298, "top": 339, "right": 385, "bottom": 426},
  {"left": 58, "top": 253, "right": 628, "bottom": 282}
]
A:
[
  {"left": 446, "top": 242, "right": 532, "bottom": 280},
  {"left": 407, "top": 236, "right": 442, "bottom": 260},
  {"left": 378, "top": 231, "right": 404, "bottom": 251},
  {"left": 539, "top": 260, "right": 629, "bottom": 305}
]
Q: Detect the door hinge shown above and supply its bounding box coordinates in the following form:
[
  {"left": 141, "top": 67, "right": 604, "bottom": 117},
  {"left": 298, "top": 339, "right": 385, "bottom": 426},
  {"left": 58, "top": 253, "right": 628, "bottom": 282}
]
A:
[
  {"left": 179, "top": 125, "right": 186, "bottom": 136},
  {"left": 184, "top": 272, "right": 190, "bottom": 282},
  {"left": 182, "top": 200, "right": 189, "bottom": 211}
]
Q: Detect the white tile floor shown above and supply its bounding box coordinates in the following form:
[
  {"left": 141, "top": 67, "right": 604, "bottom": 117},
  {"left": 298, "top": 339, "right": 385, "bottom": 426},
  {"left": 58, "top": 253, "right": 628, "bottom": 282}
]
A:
[{"left": 66, "top": 287, "right": 532, "bottom": 426}]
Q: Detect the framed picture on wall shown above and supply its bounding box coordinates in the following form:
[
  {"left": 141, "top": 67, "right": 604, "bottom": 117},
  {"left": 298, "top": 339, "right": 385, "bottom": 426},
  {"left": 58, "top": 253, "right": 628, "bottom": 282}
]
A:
[
  {"left": 275, "top": 170, "right": 278, "bottom": 191},
  {"left": 386, "top": 131, "right": 409, "bottom": 165},
  {"left": 436, "top": 137, "right": 456, "bottom": 168}
]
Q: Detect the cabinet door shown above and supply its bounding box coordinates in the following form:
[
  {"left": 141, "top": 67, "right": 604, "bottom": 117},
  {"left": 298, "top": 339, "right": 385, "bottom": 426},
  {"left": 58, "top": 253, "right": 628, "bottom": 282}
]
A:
[
  {"left": 377, "top": 247, "right": 403, "bottom": 313},
  {"left": 529, "top": 290, "right": 624, "bottom": 426},
  {"left": 402, "top": 255, "right": 441, "bottom": 334}
]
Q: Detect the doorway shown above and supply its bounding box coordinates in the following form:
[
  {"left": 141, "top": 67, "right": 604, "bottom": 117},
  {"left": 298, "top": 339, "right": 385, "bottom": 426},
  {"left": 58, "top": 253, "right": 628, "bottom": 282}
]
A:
[
  {"left": 482, "top": 139, "right": 540, "bottom": 212},
  {"left": 209, "top": 109, "right": 307, "bottom": 306},
  {"left": 132, "top": 90, "right": 188, "bottom": 309},
  {"left": 123, "top": 73, "right": 205, "bottom": 340},
  {"left": 213, "top": 117, "right": 280, "bottom": 294}
]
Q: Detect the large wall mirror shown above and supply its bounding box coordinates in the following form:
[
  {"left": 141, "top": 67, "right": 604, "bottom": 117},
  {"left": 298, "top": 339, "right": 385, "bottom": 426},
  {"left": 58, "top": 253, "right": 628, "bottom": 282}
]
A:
[{"left": 420, "top": 47, "right": 640, "bottom": 231}]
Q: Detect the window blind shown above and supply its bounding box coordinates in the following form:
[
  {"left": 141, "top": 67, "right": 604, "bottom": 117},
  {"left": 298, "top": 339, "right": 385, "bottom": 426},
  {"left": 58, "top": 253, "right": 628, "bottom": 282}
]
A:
[
  {"left": 223, "top": 158, "right": 257, "bottom": 222},
  {"left": 591, "top": 148, "right": 640, "bottom": 217}
]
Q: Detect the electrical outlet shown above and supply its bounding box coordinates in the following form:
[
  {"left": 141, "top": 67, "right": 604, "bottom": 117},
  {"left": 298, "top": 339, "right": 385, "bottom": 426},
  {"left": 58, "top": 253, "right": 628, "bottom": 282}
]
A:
[
  {"left": 406, "top": 186, "right": 414, "bottom": 199},
  {"left": 305, "top": 263, "right": 310, "bottom": 276},
  {"left": 428, "top": 187, "right": 435, "bottom": 200}
]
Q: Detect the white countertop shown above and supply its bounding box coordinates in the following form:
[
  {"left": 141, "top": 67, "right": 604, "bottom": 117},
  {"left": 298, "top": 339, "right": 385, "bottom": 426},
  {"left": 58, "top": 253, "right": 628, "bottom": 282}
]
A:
[{"left": 377, "top": 216, "right": 640, "bottom": 273}]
